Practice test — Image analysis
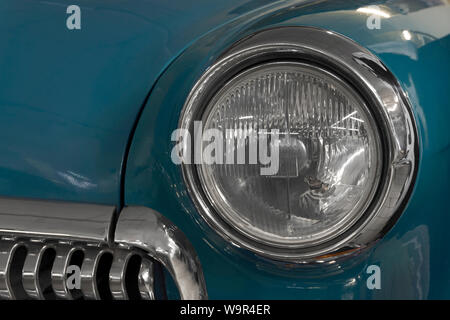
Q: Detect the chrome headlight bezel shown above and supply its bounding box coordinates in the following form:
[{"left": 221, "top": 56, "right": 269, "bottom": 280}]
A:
[{"left": 179, "top": 27, "right": 419, "bottom": 262}]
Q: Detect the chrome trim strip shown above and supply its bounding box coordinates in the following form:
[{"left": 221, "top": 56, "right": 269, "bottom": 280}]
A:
[
  {"left": 179, "top": 26, "right": 419, "bottom": 262},
  {"left": 115, "top": 206, "right": 208, "bottom": 300},
  {"left": 0, "top": 197, "right": 115, "bottom": 243}
]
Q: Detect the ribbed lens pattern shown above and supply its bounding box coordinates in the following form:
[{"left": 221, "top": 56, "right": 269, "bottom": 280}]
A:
[{"left": 199, "top": 63, "right": 380, "bottom": 247}]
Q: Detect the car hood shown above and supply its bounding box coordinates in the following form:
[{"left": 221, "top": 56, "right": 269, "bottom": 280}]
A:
[{"left": 0, "top": 0, "right": 279, "bottom": 204}]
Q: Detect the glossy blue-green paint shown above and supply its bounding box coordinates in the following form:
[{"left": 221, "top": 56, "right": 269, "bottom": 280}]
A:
[
  {"left": 0, "top": 0, "right": 449, "bottom": 299},
  {"left": 0, "top": 0, "right": 279, "bottom": 205},
  {"left": 124, "top": 1, "right": 450, "bottom": 299}
]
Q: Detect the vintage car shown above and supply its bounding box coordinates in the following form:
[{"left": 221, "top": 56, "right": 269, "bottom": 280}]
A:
[{"left": 0, "top": 0, "right": 449, "bottom": 300}]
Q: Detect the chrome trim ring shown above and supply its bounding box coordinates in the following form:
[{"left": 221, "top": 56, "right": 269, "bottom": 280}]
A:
[{"left": 179, "top": 26, "right": 419, "bottom": 262}]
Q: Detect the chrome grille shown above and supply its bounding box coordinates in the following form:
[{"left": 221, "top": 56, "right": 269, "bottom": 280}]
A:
[
  {"left": 0, "top": 237, "right": 163, "bottom": 300},
  {"left": 0, "top": 198, "right": 207, "bottom": 300}
]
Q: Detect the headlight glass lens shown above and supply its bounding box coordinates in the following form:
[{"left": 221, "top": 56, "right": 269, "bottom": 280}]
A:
[{"left": 197, "top": 62, "right": 381, "bottom": 248}]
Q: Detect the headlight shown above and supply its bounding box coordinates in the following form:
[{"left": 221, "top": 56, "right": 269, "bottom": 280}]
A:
[
  {"left": 199, "top": 61, "right": 381, "bottom": 248},
  {"left": 179, "top": 27, "right": 418, "bottom": 261}
]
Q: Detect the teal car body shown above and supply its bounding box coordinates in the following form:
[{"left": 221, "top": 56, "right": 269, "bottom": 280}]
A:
[{"left": 0, "top": 0, "right": 449, "bottom": 299}]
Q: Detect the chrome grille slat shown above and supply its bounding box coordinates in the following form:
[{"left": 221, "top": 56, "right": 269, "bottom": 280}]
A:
[
  {"left": 0, "top": 240, "right": 23, "bottom": 299},
  {"left": 22, "top": 242, "right": 52, "bottom": 300},
  {"left": 109, "top": 250, "right": 133, "bottom": 300},
  {"left": 80, "top": 247, "right": 108, "bottom": 300},
  {"left": 138, "top": 258, "right": 155, "bottom": 300},
  {"left": 51, "top": 245, "right": 80, "bottom": 300}
]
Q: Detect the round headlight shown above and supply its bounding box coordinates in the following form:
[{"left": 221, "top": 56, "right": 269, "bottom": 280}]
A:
[
  {"left": 179, "top": 27, "right": 418, "bottom": 261},
  {"left": 199, "top": 62, "right": 381, "bottom": 248}
]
